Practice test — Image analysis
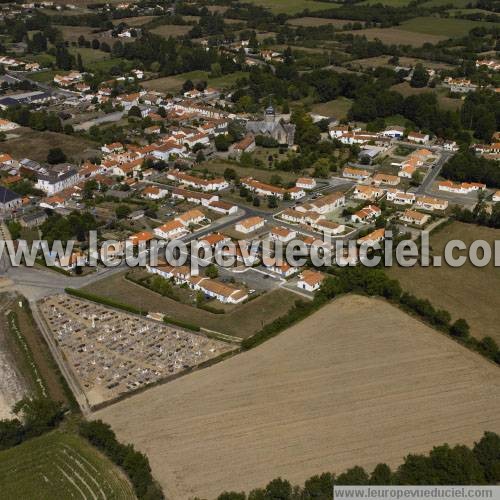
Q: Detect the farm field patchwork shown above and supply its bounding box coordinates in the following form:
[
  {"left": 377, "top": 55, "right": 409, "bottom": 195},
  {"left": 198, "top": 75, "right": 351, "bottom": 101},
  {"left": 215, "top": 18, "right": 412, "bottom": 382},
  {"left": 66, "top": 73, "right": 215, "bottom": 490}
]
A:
[
  {"left": 150, "top": 24, "right": 192, "bottom": 38},
  {"left": 0, "top": 431, "right": 135, "bottom": 500},
  {"left": 95, "top": 295, "right": 500, "bottom": 499},
  {"left": 388, "top": 221, "right": 500, "bottom": 344},
  {"left": 287, "top": 17, "right": 357, "bottom": 27}
]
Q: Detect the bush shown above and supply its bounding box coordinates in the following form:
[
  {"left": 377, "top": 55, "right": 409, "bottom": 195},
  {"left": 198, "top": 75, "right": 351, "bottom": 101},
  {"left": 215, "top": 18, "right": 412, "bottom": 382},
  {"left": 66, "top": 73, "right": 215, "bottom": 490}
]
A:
[{"left": 65, "top": 288, "right": 147, "bottom": 316}]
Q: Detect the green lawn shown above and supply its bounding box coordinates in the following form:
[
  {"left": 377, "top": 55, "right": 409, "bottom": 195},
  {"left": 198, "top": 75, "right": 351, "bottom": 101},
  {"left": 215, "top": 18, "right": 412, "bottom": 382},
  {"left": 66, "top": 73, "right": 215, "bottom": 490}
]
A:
[
  {"left": 401, "top": 16, "right": 500, "bottom": 37},
  {"left": 29, "top": 70, "right": 63, "bottom": 83},
  {"left": 0, "top": 431, "right": 135, "bottom": 500}
]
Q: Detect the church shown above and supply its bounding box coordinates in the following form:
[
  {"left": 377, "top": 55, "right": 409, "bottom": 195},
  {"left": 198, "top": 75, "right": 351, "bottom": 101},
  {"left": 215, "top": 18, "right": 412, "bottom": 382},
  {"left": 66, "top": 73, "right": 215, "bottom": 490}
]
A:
[{"left": 245, "top": 106, "right": 295, "bottom": 146}]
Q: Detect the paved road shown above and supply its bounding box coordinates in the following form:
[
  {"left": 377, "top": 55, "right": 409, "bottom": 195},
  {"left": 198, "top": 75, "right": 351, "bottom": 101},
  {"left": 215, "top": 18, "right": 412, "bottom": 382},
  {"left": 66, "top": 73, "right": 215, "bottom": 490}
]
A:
[{"left": 417, "top": 151, "right": 452, "bottom": 195}]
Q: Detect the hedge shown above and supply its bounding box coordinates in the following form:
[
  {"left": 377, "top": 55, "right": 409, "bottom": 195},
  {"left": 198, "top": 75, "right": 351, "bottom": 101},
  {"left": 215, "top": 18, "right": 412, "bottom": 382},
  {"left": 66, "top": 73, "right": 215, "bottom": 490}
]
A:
[{"left": 64, "top": 288, "right": 148, "bottom": 316}]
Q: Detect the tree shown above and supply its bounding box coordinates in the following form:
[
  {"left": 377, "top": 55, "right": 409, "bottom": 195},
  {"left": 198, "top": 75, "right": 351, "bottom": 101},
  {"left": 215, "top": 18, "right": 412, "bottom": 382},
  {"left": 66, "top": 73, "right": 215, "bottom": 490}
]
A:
[
  {"left": 196, "top": 150, "right": 205, "bottom": 163},
  {"left": 450, "top": 318, "right": 469, "bottom": 339},
  {"left": 115, "top": 204, "right": 131, "bottom": 219},
  {"left": 182, "top": 79, "right": 194, "bottom": 92},
  {"left": 267, "top": 195, "right": 278, "bottom": 209},
  {"left": 223, "top": 168, "right": 238, "bottom": 182},
  {"left": 370, "top": 463, "right": 392, "bottom": 485},
  {"left": 252, "top": 196, "right": 260, "bottom": 207},
  {"left": 77, "top": 53, "right": 84, "bottom": 72},
  {"left": 410, "top": 64, "right": 429, "bottom": 88},
  {"left": 13, "top": 397, "right": 64, "bottom": 439},
  {"left": 473, "top": 432, "right": 500, "bottom": 483},
  {"left": 91, "top": 39, "right": 100, "bottom": 50},
  {"left": 215, "top": 134, "right": 230, "bottom": 151},
  {"left": 336, "top": 466, "right": 369, "bottom": 485},
  {"left": 205, "top": 264, "right": 219, "bottom": 279},
  {"left": 128, "top": 105, "right": 142, "bottom": 118},
  {"left": 47, "top": 148, "right": 66, "bottom": 164}
]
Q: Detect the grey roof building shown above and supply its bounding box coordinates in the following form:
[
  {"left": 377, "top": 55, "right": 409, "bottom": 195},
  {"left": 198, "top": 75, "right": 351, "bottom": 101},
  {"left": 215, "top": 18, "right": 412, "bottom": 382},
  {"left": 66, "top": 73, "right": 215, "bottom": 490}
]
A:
[{"left": 246, "top": 106, "right": 295, "bottom": 146}]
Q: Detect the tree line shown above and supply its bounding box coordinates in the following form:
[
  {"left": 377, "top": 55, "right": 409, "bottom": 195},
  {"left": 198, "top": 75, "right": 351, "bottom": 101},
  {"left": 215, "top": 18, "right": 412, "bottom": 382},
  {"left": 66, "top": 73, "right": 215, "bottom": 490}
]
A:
[{"left": 215, "top": 431, "right": 500, "bottom": 500}]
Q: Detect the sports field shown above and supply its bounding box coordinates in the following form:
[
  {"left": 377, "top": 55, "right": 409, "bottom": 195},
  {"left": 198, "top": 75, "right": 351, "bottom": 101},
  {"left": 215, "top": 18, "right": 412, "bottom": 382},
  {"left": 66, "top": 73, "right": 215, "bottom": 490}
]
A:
[
  {"left": 95, "top": 295, "right": 500, "bottom": 499},
  {"left": 388, "top": 221, "right": 500, "bottom": 343},
  {"left": 0, "top": 431, "right": 135, "bottom": 499}
]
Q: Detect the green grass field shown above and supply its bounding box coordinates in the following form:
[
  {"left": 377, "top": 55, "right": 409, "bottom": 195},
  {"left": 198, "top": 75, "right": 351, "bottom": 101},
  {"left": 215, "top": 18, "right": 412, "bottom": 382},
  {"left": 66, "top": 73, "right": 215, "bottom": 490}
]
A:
[
  {"left": 142, "top": 70, "right": 248, "bottom": 93},
  {"left": 311, "top": 97, "right": 352, "bottom": 119},
  {"left": 243, "top": 0, "right": 335, "bottom": 14},
  {"left": 0, "top": 431, "right": 135, "bottom": 500},
  {"left": 401, "top": 16, "right": 500, "bottom": 37}
]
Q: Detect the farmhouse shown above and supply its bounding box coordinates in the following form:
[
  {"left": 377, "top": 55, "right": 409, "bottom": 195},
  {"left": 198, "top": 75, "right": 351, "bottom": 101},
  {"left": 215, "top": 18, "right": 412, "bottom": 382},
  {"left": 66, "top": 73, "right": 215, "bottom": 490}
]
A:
[
  {"left": 400, "top": 209, "right": 430, "bottom": 226},
  {"left": 297, "top": 270, "right": 325, "bottom": 292},
  {"left": 235, "top": 216, "right": 265, "bottom": 234}
]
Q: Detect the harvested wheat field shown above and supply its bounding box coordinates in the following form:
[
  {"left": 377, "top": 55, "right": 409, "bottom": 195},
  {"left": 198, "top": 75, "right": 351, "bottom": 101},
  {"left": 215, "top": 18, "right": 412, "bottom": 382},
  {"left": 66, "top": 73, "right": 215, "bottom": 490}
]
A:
[{"left": 95, "top": 295, "right": 500, "bottom": 499}]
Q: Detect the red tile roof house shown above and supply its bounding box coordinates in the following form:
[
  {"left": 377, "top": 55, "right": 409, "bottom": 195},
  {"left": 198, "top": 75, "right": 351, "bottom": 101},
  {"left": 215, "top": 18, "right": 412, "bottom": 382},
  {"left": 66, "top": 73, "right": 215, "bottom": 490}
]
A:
[
  {"left": 142, "top": 186, "right": 169, "bottom": 200},
  {"left": 239, "top": 176, "right": 306, "bottom": 200},
  {"left": 153, "top": 220, "right": 187, "bottom": 239},
  {"left": 357, "top": 228, "right": 386, "bottom": 246},
  {"left": 208, "top": 200, "right": 238, "bottom": 215},
  {"left": 295, "top": 177, "right": 317, "bottom": 190},
  {"left": 175, "top": 209, "right": 207, "bottom": 227},
  {"left": 438, "top": 180, "right": 486, "bottom": 194},
  {"left": 407, "top": 131, "right": 430, "bottom": 144},
  {"left": 265, "top": 262, "right": 300, "bottom": 278},
  {"left": 415, "top": 196, "right": 448, "bottom": 211},
  {"left": 400, "top": 209, "right": 430, "bottom": 227},
  {"left": 297, "top": 269, "right": 325, "bottom": 292},
  {"left": 235, "top": 216, "right": 265, "bottom": 234},
  {"left": 351, "top": 205, "right": 382, "bottom": 224},
  {"left": 269, "top": 226, "right": 297, "bottom": 243},
  {"left": 229, "top": 134, "right": 256, "bottom": 158}
]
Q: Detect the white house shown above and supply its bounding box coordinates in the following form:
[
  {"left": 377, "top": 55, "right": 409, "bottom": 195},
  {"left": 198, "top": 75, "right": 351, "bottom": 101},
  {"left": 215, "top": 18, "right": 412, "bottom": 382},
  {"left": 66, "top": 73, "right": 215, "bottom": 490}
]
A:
[
  {"left": 351, "top": 205, "right": 381, "bottom": 223},
  {"left": 386, "top": 189, "right": 416, "bottom": 205},
  {"left": 407, "top": 131, "right": 430, "bottom": 144},
  {"left": 415, "top": 196, "right": 448, "bottom": 211},
  {"left": 297, "top": 269, "right": 325, "bottom": 292},
  {"left": 492, "top": 191, "right": 500, "bottom": 202},
  {"left": 269, "top": 226, "right": 297, "bottom": 243},
  {"left": 400, "top": 209, "right": 430, "bottom": 226},
  {"left": 235, "top": 216, "right": 265, "bottom": 234},
  {"left": 154, "top": 220, "right": 187, "bottom": 239},
  {"left": 342, "top": 167, "right": 371, "bottom": 181},
  {"left": 35, "top": 167, "right": 79, "bottom": 195},
  {"left": 382, "top": 126, "right": 404, "bottom": 139},
  {"left": 295, "top": 177, "right": 316, "bottom": 190}
]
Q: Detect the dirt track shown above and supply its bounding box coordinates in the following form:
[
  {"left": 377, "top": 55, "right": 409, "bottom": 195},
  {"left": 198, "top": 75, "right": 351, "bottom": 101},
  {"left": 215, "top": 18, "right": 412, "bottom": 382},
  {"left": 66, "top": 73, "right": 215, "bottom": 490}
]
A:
[{"left": 94, "top": 295, "right": 500, "bottom": 499}]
